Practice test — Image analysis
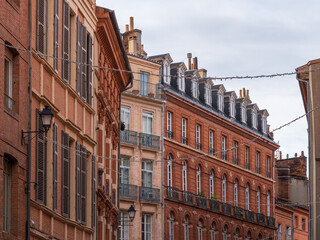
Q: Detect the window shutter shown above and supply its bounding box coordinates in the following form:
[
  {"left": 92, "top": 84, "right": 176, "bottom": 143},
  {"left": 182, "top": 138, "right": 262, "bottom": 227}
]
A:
[
  {"left": 76, "top": 142, "right": 81, "bottom": 222},
  {"left": 81, "top": 24, "right": 88, "bottom": 101},
  {"left": 54, "top": 0, "right": 59, "bottom": 72},
  {"left": 61, "top": 130, "right": 70, "bottom": 217},
  {"left": 53, "top": 123, "right": 58, "bottom": 211},
  {"left": 92, "top": 155, "right": 96, "bottom": 228},
  {"left": 80, "top": 145, "right": 87, "bottom": 224},
  {"left": 62, "top": 0, "right": 70, "bottom": 82},
  {"left": 87, "top": 34, "right": 93, "bottom": 105},
  {"left": 37, "top": 0, "right": 46, "bottom": 54},
  {"left": 76, "top": 17, "right": 81, "bottom": 95},
  {"left": 36, "top": 109, "right": 47, "bottom": 204}
]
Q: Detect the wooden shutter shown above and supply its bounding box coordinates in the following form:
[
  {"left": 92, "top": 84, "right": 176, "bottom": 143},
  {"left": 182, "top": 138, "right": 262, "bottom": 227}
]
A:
[
  {"left": 37, "top": 0, "right": 46, "bottom": 54},
  {"left": 36, "top": 109, "right": 47, "bottom": 204},
  {"left": 76, "top": 142, "right": 81, "bottom": 222},
  {"left": 62, "top": 0, "right": 70, "bottom": 82},
  {"left": 81, "top": 24, "right": 87, "bottom": 101},
  {"left": 54, "top": 0, "right": 59, "bottom": 72},
  {"left": 87, "top": 34, "right": 93, "bottom": 105},
  {"left": 61, "top": 130, "right": 70, "bottom": 217},
  {"left": 76, "top": 17, "right": 81, "bottom": 95},
  {"left": 92, "top": 155, "right": 96, "bottom": 228},
  {"left": 80, "top": 145, "right": 87, "bottom": 224},
  {"left": 53, "top": 123, "right": 58, "bottom": 211}
]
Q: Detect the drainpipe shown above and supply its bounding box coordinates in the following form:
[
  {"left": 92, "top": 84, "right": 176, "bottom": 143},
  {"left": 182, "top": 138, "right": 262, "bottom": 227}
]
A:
[
  {"left": 296, "top": 76, "right": 311, "bottom": 240},
  {"left": 161, "top": 97, "right": 165, "bottom": 240},
  {"left": 272, "top": 149, "right": 276, "bottom": 240},
  {"left": 292, "top": 212, "right": 294, "bottom": 240},
  {"left": 26, "top": 0, "right": 33, "bottom": 238}
]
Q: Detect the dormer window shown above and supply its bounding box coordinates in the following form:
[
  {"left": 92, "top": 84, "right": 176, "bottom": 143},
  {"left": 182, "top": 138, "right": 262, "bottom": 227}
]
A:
[
  {"left": 230, "top": 97, "right": 235, "bottom": 118},
  {"left": 218, "top": 93, "right": 223, "bottom": 111},
  {"left": 192, "top": 81, "right": 198, "bottom": 99},
  {"left": 252, "top": 111, "right": 257, "bottom": 129},
  {"left": 241, "top": 103, "right": 247, "bottom": 123},
  {"left": 262, "top": 116, "right": 267, "bottom": 134},
  {"left": 205, "top": 85, "right": 211, "bottom": 105},
  {"left": 164, "top": 61, "right": 170, "bottom": 84},
  {"left": 178, "top": 69, "right": 185, "bottom": 92}
]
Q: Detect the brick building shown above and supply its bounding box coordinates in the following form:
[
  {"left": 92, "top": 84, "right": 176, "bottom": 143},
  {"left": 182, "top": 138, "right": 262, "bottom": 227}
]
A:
[
  {"left": 0, "top": 0, "right": 29, "bottom": 239},
  {"left": 118, "top": 18, "right": 165, "bottom": 240},
  {"left": 275, "top": 152, "right": 309, "bottom": 240},
  {"left": 155, "top": 54, "right": 279, "bottom": 239}
]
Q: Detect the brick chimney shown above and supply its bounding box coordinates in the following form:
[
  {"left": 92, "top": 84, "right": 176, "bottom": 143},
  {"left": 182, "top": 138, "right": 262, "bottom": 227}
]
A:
[
  {"left": 122, "top": 17, "right": 143, "bottom": 55},
  {"left": 199, "top": 69, "right": 207, "bottom": 78},
  {"left": 187, "top": 53, "right": 192, "bottom": 70}
]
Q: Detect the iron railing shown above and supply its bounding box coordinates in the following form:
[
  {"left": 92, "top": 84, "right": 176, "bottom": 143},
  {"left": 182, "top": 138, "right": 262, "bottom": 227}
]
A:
[
  {"left": 182, "top": 137, "right": 188, "bottom": 145},
  {"left": 119, "top": 184, "right": 138, "bottom": 200},
  {"left": 196, "top": 196, "right": 207, "bottom": 209},
  {"left": 222, "top": 203, "right": 232, "bottom": 216},
  {"left": 139, "top": 186, "right": 160, "bottom": 202},
  {"left": 245, "top": 210, "right": 255, "bottom": 223},
  {"left": 139, "top": 133, "right": 160, "bottom": 149},
  {"left": 120, "top": 130, "right": 138, "bottom": 145},
  {"left": 209, "top": 199, "right": 220, "bottom": 213},
  {"left": 257, "top": 213, "right": 266, "bottom": 225},
  {"left": 182, "top": 191, "right": 194, "bottom": 205},
  {"left": 167, "top": 187, "right": 179, "bottom": 201},
  {"left": 267, "top": 216, "right": 275, "bottom": 228},
  {"left": 234, "top": 206, "right": 244, "bottom": 219}
]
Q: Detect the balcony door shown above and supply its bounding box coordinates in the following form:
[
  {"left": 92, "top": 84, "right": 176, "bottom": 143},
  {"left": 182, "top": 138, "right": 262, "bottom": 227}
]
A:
[{"left": 142, "top": 111, "right": 153, "bottom": 134}]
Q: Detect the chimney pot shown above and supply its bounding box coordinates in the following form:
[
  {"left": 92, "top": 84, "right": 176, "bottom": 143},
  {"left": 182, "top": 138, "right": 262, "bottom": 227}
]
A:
[
  {"left": 243, "top": 88, "right": 246, "bottom": 97},
  {"left": 130, "top": 17, "right": 134, "bottom": 31},
  {"left": 187, "top": 53, "right": 192, "bottom": 70},
  {"left": 239, "top": 90, "right": 242, "bottom": 98},
  {"left": 280, "top": 151, "right": 282, "bottom": 159},
  {"left": 301, "top": 151, "right": 304, "bottom": 156},
  {"left": 125, "top": 24, "right": 129, "bottom": 32},
  {"left": 247, "top": 90, "right": 249, "bottom": 97},
  {"left": 295, "top": 153, "right": 297, "bottom": 157},
  {"left": 286, "top": 154, "right": 289, "bottom": 159}
]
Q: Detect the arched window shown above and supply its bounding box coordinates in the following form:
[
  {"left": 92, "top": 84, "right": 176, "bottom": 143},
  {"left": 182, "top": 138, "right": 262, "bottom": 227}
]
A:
[
  {"left": 211, "top": 222, "right": 216, "bottom": 240},
  {"left": 223, "top": 225, "right": 228, "bottom": 240},
  {"left": 235, "top": 228, "right": 240, "bottom": 240},
  {"left": 198, "top": 219, "right": 203, "bottom": 240},
  {"left": 257, "top": 187, "right": 261, "bottom": 213},
  {"left": 234, "top": 179, "right": 238, "bottom": 206},
  {"left": 210, "top": 170, "right": 214, "bottom": 197},
  {"left": 169, "top": 212, "right": 174, "bottom": 240},
  {"left": 184, "top": 215, "right": 189, "bottom": 240},
  {"left": 197, "top": 165, "right": 201, "bottom": 195},
  {"left": 245, "top": 183, "right": 250, "bottom": 210},
  {"left": 246, "top": 231, "right": 251, "bottom": 240},
  {"left": 167, "top": 155, "right": 172, "bottom": 188},
  {"left": 258, "top": 233, "right": 262, "bottom": 240},
  {"left": 222, "top": 174, "right": 227, "bottom": 203},
  {"left": 182, "top": 161, "right": 187, "bottom": 192},
  {"left": 267, "top": 191, "right": 271, "bottom": 217}
]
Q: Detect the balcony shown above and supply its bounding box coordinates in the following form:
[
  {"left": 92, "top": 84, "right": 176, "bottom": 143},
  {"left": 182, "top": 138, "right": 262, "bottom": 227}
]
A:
[
  {"left": 256, "top": 167, "right": 261, "bottom": 174},
  {"left": 222, "top": 203, "right": 232, "bottom": 216},
  {"left": 167, "top": 187, "right": 179, "bottom": 201},
  {"left": 209, "top": 148, "right": 215, "bottom": 155},
  {"left": 182, "top": 137, "right": 188, "bottom": 145},
  {"left": 267, "top": 216, "right": 275, "bottom": 228},
  {"left": 196, "top": 142, "right": 202, "bottom": 150},
  {"left": 209, "top": 199, "right": 220, "bottom": 213},
  {"left": 119, "top": 184, "right": 138, "bottom": 200},
  {"left": 127, "top": 82, "right": 164, "bottom": 100},
  {"left": 196, "top": 196, "right": 207, "bottom": 209},
  {"left": 182, "top": 191, "right": 194, "bottom": 205},
  {"left": 120, "top": 130, "right": 138, "bottom": 145},
  {"left": 139, "top": 187, "right": 160, "bottom": 202},
  {"left": 234, "top": 206, "right": 244, "bottom": 219},
  {"left": 257, "top": 213, "right": 266, "bottom": 225},
  {"left": 139, "top": 133, "right": 160, "bottom": 149},
  {"left": 245, "top": 210, "right": 255, "bottom": 223},
  {"left": 167, "top": 130, "right": 173, "bottom": 139},
  {"left": 245, "top": 162, "right": 250, "bottom": 170}
]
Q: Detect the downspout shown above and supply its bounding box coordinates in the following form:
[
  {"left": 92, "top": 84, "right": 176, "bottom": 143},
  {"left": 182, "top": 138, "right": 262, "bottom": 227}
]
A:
[
  {"left": 292, "top": 212, "right": 294, "bottom": 240},
  {"left": 161, "top": 97, "right": 164, "bottom": 240},
  {"left": 296, "top": 76, "right": 311, "bottom": 240},
  {"left": 272, "top": 149, "right": 276, "bottom": 240},
  {"left": 26, "top": 0, "right": 33, "bottom": 238}
]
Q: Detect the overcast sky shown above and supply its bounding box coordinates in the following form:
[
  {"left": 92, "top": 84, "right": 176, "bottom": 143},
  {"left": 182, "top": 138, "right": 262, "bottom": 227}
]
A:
[{"left": 97, "top": 0, "right": 320, "bottom": 159}]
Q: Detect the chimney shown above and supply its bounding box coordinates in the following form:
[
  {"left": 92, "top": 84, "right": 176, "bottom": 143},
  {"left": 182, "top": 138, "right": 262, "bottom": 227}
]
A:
[
  {"left": 141, "top": 44, "right": 145, "bottom": 57},
  {"left": 193, "top": 57, "right": 198, "bottom": 70},
  {"left": 301, "top": 151, "right": 304, "bottom": 157},
  {"left": 125, "top": 24, "right": 129, "bottom": 32},
  {"left": 280, "top": 151, "right": 282, "bottom": 159},
  {"left": 239, "top": 89, "right": 242, "bottom": 98},
  {"left": 128, "top": 36, "right": 137, "bottom": 54},
  {"left": 246, "top": 90, "right": 249, "bottom": 98},
  {"left": 295, "top": 153, "right": 298, "bottom": 157},
  {"left": 286, "top": 154, "right": 289, "bottom": 159},
  {"left": 199, "top": 69, "right": 207, "bottom": 78},
  {"left": 130, "top": 17, "right": 134, "bottom": 31},
  {"left": 187, "top": 53, "right": 192, "bottom": 70}
]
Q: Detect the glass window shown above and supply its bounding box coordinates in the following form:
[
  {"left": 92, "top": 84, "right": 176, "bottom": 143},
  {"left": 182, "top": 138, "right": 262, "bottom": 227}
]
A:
[
  {"left": 210, "top": 170, "right": 214, "bottom": 197},
  {"left": 230, "top": 98, "right": 235, "bottom": 118},
  {"left": 192, "top": 81, "right": 198, "bottom": 98},
  {"left": 233, "top": 141, "right": 238, "bottom": 164},
  {"left": 140, "top": 71, "right": 149, "bottom": 96},
  {"left": 142, "top": 214, "right": 152, "bottom": 240},
  {"left": 3, "top": 157, "right": 11, "bottom": 233},
  {"left": 4, "top": 58, "right": 13, "bottom": 109},
  {"left": 167, "top": 155, "right": 172, "bottom": 187},
  {"left": 241, "top": 104, "right": 246, "bottom": 123},
  {"left": 211, "top": 222, "right": 216, "bottom": 240},
  {"left": 234, "top": 179, "right": 238, "bottom": 206},
  {"left": 209, "top": 130, "right": 214, "bottom": 154},
  {"left": 178, "top": 69, "right": 185, "bottom": 91},
  {"left": 218, "top": 94, "right": 223, "bottom": 111},
  {"left": 120, "top": 156, "right": 130, "bottom": 184},
  {"left": 164, "top": 63, "right": 170, "bottom": 84},
  {"left": 142, "top": 111, "right": 153, "bottom": 134},
  {"left": 222, "top": 175, "right": 226, "bottom": 203},
  {"left": 197, "top": 165, "right": 201, "bottom": 195},
  {"left": 142, "top": 161, "right": 153, "bottom": 188},
  {"left": 184, "top": 216, "right": 189, "bottom": 240},
  {"left": 245, "top": 183, "right": 250, "bottom": 210},
  {"left": 247, "top": 231, "right": 251, "bottom": 240},
  {"left": 302, "top": 218, "right": 306, "bottom": 231},
  {"left": 267, "top": 191, "right": 271, "bottom": 216},
  {"left": 256, "top": 151, "right": 260, "bottom": 173},
  {"left": 182, "top": 118, "right": 187, "bottom": 144},
  {"left": 120, "top": 211, "right": 129, "bottom": 240},
  {"left": 121, "top": 106, "right": 131, "bottom": 130},
  {"left": 206, "top": 87, "right": 211, "bottom": 105},
  {"left": 235, "top": 228, "right": 240, "bottom": 240},
  {"left": 198, "top": 220, "right": 203, "bottom": 240},
  {"left": 222, "top": 136, "right": 226, "bottom": 160},
  {"left": 266, "top": 156, "right": 270, "bottom": 177},
  {"left": 167, "top": 112, "right": 172, "bottom": 138},
  {"left": 257, "top": 187, "right": 261, "bottom": 213},
  {"left": 182, "top": 161, "right": 187, "bottom": 192},
  {"left": 196, "top": 125, "right": 201, "bottom": 149},
  {"left": 245, "top": 147, "right": 249, "bottom": 169},
  {"left": 286, "top": 226, "right": 291, "bottom": 240},
  {"left": 252, "top": 111, "right": 257, "bottom": 129},
  {"left": 278, "top": 224, "right": 282, "bottom": 240},
  {"left": 169, "top": 212, "right": 174, "bottom": 240},
  {"left": 223, "top": 225, "right": 228, "bottom": 240}
]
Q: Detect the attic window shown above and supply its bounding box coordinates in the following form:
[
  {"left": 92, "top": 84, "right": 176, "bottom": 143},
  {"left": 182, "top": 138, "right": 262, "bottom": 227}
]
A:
[
  {"left": 178, "top": 69, "right": 185, "bottom": 91},
  {"left": 230, "top": 97, "right": 235, "bottom": 118},
  {"left": 241, "top": 103, "right": 246, "bottom": 123},
  {"left": 218, "top": 93, "right": 223, "bottom": 111},
  {"left": 205, "top": 85, "right": 211, "bottom": 105},
  {"left": 262, "top": 116, "right": 267, "bottom": 134},
  {"left": 164, "top": 61, "right": 170, "bottom": 84},
  {"left": 192, "top": 81, "right": 198, "bottom": 98},
  {"left": 252, "top": 111, "right": 257, "bottom": 129}
]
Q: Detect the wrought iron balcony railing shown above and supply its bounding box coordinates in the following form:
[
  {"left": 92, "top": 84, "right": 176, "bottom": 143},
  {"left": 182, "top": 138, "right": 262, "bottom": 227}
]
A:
[
  {"left": 267, "top": 216, "right": 275, "bottom": 228},
  {"left": 182, "top": 137, "right": 188, "bottom": 145},
  {"left": 222, "top": 203, "right": 232, "bottom": 216},
  {"left": 139, "top": 186, "right": 160, "bottom": 202},
  {"left": 209, "top": 199, "right": 220, "bottom": 213},
  {"left": 245, "top": 210, "right": 255, "bottom": 223},
  {"left": 119, "top": 184, "right": 138, "bottom": 200},
  {"left": 182, "top": 191, "right": 194, "bottom": 205},
  {"left": 120, "top": 130, "right": 138, "bottom": 145},
  {"left": 196, "top": 196, "right": 207, "bottom": 209},
  {"left": 209, "top": 148, "right": 215, "bottom": 155},
  {"left": 167, "top": 187, "right": 179, "bottom": 201},
  {"left": 196, "top": 142, "right": 202, "bottom": 150},
  {"left": 256, "top": 167, "right": 261, "bottom": 174},
  {"left": 234, "top": 206, "right": 244, "bottom": 219},
  {"left": 139, "top": 133, "right": 160, "bottom": 149},
  {"left": 167, "top": 130, "right": 173, "bottom": 139},
  {"left": 257, "top": 213, "right": 266, "bottom": 225}
]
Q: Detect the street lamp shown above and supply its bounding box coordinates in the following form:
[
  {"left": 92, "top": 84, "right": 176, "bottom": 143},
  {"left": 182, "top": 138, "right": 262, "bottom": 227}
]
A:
[{"left": 128, "top": 205, "right": 136, "bottom": 222}]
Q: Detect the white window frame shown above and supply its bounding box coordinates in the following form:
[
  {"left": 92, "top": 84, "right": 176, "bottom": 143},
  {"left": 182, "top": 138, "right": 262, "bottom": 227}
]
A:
[
  {"left": 286, "top": 227, "right": 291, "bottom": 240},
  {"left": 234, "top": 179, "right": 238, "bottom": 206},
  {"left": 230, "top": 97, "right": 235, "bottom": 118},
  {"left": 182, "top": 161, "right": 187, "bottom": 192},
  {"left": 182, "top": 118, "right": 187, "bottom": 142},
  {"left": 222, "top": 175, "right": 226, "bottom": 203},
  {"left": 142, "top": 111, "right": 153, "bottom": 134},
  {"left": 184, "top": 216, "right": 189, "bottom": 240},
  {"left": 218, "top": 93, "right": 223, "bottom": 111},
  {"left": 120, "top": 211, "right": 129, "bottom": 240},
  {"left": 196, "top": 124, "right": 201, "bottom": 148},
  {"left": 192, "top": 81, "right": 198, "bottom": 99},
  {"left": 267, "top": 191, "right": 271, "bottom": 217},
  {"left": 164, "top": 62, "right": 170, "bottom": 84},
  {"left": 245, "top": 146, "right": 249, "bottom": 169},
  {"left": 262, "top": 116, "right": 267, "bottom": 134},
  {"left": 167, "top": 155, "right": 172, "bottom": 187},
  {"left": 4, "top": 57, "right": 13, "bottom": 110},
  {"left": 206, "top": 86, "right": 211, "bottom": 105},
  {"left": 178, "top": 69, "right": 185, "bottom": 92},
  {"left": 197, "top": 165, "right": 201, "bottom": 195},
  {"left": 121, "top": 106, "right": 131, "bottom": 130},
  {"left": 257, "top": 187, "right": 261, "bottom": 213},
  {"left": 222, "top": 136, "right": 226, "bottom": 160},
  {"left": 169, "top": 212, "right": 174, "bottom": 240},
  {"left": 167, "top": 112, "right": 172, "bottom": 135},
  {"left": 210, "top": 170, "right": 214, "bottom": 197},
  {"left": 209, "top": 130, "right": 214, "bottom": 154},
  {"left": 142, "top": 214, "right": 152, "bottom": 240},
  {"left": 140, "top": 71, "right": 149, "bottom": 96},
  {"left": 142, "top": 161, "right": 153, "bottom": 188},
  {"left": 245, "top": 184, "right": 250, "bottom": 210},
  {"left": 241, "top": 103, "right": 247, "bottom": 123},
  {"left": 252, "top": 111, "right": 257, "bottom": 129},
  {"left": 120, "top": 156, "right": 130, "bottom": 184}
]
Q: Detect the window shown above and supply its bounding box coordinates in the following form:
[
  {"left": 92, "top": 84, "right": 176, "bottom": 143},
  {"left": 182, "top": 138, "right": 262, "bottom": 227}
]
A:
[
  {"left": 245, "top": 146, "right": 249, "bottom": 169},
  {"left": 266, "top": 156, "right": 270, "bottom": 177},
  {"left": 37, "top": 0, "right": 47, "bottom": 54},
  {"left": 184, "top": 216, "right": 189, "bottom": 240},
  {"left": 62, "top": 0, "right": 70, "bottom": 83},
  {"left": 286, "top": 226, "right": 291, "bottom": 240},
  {"left": 295, "top": 216, "right": 298, "bottom": 228},
  {"left": 222, "top": 175, "right": 226, "bottom": 203},
  {"left": 197, "top": 165, "right": 201, "bottom": 195},
  {"left": 209, "top": 130, "right": 214, "bottom": 154},
  {"left": 278, "top": 224, "right": 282, "bottom": 240},
  {"left": 53, "top": 0, "right": 59, "bottom": 72},
  {"left": 302, "top": 218, "right": 306, "bottom": 231},
  {"left": 167, "top": 155, "right": 172, "bottom": 187},
  {"left": 120, "top": 156, "right": 130, "bottom": 184},
  {"left": 257, "top": 187, "right": 261, "bottom": 213},
  {"left": 222, "top": 136, "right": 226, "bottom": 160},
  {"left": 206, "top": 86, "right": 211, "bottom": 105},
  {"left": 218, "top": 93, "right": 223, "bottom": 111},
  {"left": 3, "top": 157, "right": 11, "bottom": 233},
  {"left": 256, "top": 151, "right": 260, "bottom": 173},
  {"left": 233, "top": 141, "right": 238, "bottom": 164},
  {"left": 120, "top": 212, "right": 129, "bottom": 240},
  {"left": 262, "top": 116, "right": 267, "bottom": 134},
  {"left": 234, "top": 179, "right": 238, "bottom": 206},
  {"left": 245, "top": 183, "right": 250, "bottom": 210},
  {"left": 247, "top": 231, "right": 251, "bottom": 240},
  {"left": 192, "top": 81, "right": 198, "bottom": 98},
  {"left": 76, "top": 142, "right": 87, "bottom": 223},
  {"left": 223, "top": 225, "right": 228, "bottom": 240},
  {"left": 252, "top": 111, "right": 257, "bottom": 129},
  {"left": 142, "top": 161, "right": 153, "bottom": 187},
  {"left": 267, "top": 191, "right": 271, "bottom": 217},
  {"left": 182, "top": 118, "right": 187, "bottom": 144},
  {"left": 211, "top": 222, "right": 216, "bottom": 240},
  {"left": 230, "top": 97, "right": 235, "bottom": 118},
  {"left": 182, "top": 161, "right": 187, "bottom": 192},
  {"left": 241, "top": 103, "right": 246, "bottom": 123},
  {"left": 210, "top": 170, "right": 214, "bottom": 197},
  {"left": 142, "top": 214, "right": 152, "bottom": 240},
  {"left": 169, "top": 212, "right": 174, "bottom": 240},
  {"left": 4, "top": 56, "right": 13, "bottom": 110},
  {"left": 198, "top": 220, "right": 203, "bottom": 240},
  {"left": 235, "top": 228, "right": 240, "bottom": 240},
  {"left": 121, "top": 106, "right": 131, "bottom": 130},
  {"left": 196, "top": 124, "right": 201, "bottom": 150},
  {"left": 140, "top": 71, "right": 149, "bottom": 96},
  {"left": 142, "top": 111, "right": 153, "bottom": 134},
  {"left": 167, "top": 112, "right": 172, "bottom": 138},
  {"left": 52, "top": 123, "right": 58, "bottom": 211},
  {"left": 76, "top": 17, "right": 93, "bottom": 104},
  {"left": 164, "top": 63, "right": 170, "bottom": 84},
  {"left": 178, "top": 69, "right": 185, "bottom": 91}
]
